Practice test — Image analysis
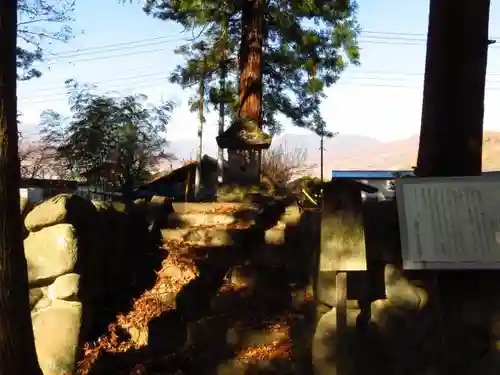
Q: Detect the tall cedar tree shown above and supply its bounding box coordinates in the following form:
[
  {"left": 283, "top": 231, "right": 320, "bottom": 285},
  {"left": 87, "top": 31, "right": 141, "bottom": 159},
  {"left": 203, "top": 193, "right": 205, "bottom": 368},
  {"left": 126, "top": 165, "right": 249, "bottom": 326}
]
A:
[
  {"left": 0, "top": 0, "right": 44, "bottom": 374},
  {"left": 148, "top": 0, "right": 360, "bottom": 136}
]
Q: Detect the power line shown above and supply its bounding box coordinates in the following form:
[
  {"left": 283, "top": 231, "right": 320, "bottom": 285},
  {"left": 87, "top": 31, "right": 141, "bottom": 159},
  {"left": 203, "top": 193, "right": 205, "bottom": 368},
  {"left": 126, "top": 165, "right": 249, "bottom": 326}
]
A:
[
  {"left": 18, "top": 30, "right": 496, "bottom": 70},
  {"left": 17, "top": 65, "right": 500, "bottom": 101},
  {"left": 34, "top": 34, "right": 429, "bottom": 66},
  {"left": 19, "top": 75, "right": 500, "bottom": 107},
  {"left": 17, "top": 29, "right": 500, "bottom": 100},
  {"left": 31, "top": 30, "right": 495, "bottom": 67},
  {"left": 22, "top": 66, "right": 500, "bottom": 97},
  {"left": 45, "top": 38, "right": 184, "bottom": 61},
  {"left": 363, "top": 30, "right": 429, "bottom": 37},
  {"left": 362, "top": 35, "right": 426, "bottom": 42},
  {"left": 20, "top": 29, "right": 500, "bottom": 67},
  {"left": 359, "top": 37, "right": 500, "bottom": 48},
  {"left": 46, "top": 30, "right": 429, "bottom": 58},
  {"left": 19, "top": 73, "right": 500, "bottom": 104},
  {"left": 19, "top": 72, "right": 169, "bottom": 98},
  {"left": 20, "top": 74, "right": 409, "bottom": 102},
  {"left": 19, "top": 66, "right": 500, "bottom": 101},
  {"left": 38, "top": 42, "right": 186, "bottom": 66},
  {"left": 35, "top": 30, "right": 232, "bottom": 65},
  {"left": 346, "top": 69, "right": 500, "bottom": 77},
  {"left": 49, "top": 34, "right": 187, "bottom": 57},
  {"left": 362, "top": 29, "right": 500, "bottom": 40},
  {"left": 20, "top": 70, "right": 406, "bottom": 100},
  {"left": 19, "top": 80, "right": 173, "bottom": 106}
]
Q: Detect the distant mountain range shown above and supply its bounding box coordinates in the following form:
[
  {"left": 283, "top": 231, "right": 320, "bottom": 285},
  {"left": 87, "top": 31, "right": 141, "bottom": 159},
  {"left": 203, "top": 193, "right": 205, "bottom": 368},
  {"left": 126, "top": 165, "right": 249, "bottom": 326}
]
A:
[{"left": 162, "top": 131, "right": 500, "bottom": 175}]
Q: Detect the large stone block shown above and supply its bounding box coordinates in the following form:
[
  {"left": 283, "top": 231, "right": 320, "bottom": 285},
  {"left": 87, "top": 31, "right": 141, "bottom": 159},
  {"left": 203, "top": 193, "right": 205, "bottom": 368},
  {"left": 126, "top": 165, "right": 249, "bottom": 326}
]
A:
[
  {"left": 312, "top": 307, "right": 360, "bottom": 375},
  {"left": 25, "top": 194, "right": 95, "bottom": 232},
  {"left": 24, "top": 224, "right": 78, "bottom": 285},
  {"left": 47, "top": 273, "right": 80, "bottom": 300},
  {"left": 32, "top": 300, "right": 83, "bottom": 375}
]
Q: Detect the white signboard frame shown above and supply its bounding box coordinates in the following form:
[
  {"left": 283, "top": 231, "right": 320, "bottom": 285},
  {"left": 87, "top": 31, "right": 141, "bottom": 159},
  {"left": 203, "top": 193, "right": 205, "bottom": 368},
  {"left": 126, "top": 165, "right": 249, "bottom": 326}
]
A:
[{"left": 396, "top": 176, "right": 500, "bottom": 270}]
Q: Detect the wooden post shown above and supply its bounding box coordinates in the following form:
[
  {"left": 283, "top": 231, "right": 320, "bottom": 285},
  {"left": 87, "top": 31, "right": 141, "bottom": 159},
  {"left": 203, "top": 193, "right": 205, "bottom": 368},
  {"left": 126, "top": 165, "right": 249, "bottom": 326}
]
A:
[
  {"left": 313, "top": 180, "right": 376, "bottom": 375},
  {"left": 335, "top": 271, "right": 348, "bottom": 375}
]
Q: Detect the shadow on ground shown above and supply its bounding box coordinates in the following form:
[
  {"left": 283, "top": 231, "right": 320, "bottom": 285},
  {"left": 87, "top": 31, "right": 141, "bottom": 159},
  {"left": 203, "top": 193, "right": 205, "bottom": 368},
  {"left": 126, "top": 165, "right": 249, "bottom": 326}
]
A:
[
  {"left": 80, "top": 201, "right": 167, "bottom": 345},
  {"left": 81, "top": 194, "right": 319, "bottom": 375}
]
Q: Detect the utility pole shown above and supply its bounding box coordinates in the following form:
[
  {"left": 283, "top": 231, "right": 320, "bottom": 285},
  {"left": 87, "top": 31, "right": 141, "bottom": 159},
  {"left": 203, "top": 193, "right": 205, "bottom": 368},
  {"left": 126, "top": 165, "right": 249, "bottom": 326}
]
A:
[
  {"left": 311, "top": 59, "right": 326, "bottom": 181},
  {"left": 194, "top": 47, "right": 207, "bottom": 200},
  {"left": 320, "top": 132, "right": 325, "bottom": 181},
  {"left": 217, "top": 15, "right": 228, "bottom": 185}
]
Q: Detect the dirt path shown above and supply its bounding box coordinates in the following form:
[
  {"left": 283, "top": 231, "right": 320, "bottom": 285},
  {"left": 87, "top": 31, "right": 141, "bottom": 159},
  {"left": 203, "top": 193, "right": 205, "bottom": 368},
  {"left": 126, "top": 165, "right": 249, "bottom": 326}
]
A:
[{"left": 78, "top": 198, "right": 316, "bottom": 375}]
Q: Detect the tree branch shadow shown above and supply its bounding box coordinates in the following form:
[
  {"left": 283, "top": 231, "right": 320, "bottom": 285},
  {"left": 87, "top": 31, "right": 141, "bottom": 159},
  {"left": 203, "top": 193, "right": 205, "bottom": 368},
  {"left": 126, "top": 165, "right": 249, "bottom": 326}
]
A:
[{"left": 81, "top": 194, "right": 320, "bottom": 375}]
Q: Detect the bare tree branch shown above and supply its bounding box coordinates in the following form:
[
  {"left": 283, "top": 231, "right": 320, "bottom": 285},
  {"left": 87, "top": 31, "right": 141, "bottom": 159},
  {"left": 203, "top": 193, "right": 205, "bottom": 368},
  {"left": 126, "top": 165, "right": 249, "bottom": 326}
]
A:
[
  {"left": 18, "top": 139, "right": 68, "bottom": 179},
  {"left": 261, "top": 143, "right": 314, "bottom": 186}
]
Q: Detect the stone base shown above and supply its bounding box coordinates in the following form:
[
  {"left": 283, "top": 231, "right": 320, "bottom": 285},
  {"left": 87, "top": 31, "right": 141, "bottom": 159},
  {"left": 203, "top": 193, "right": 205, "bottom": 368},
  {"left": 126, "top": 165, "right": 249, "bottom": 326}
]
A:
[
  {"left": 216, "top": 118, "right": 272, "bottom": 151},
  {"left": 223, "top": 150, "right": 261, "bottom": 185}
]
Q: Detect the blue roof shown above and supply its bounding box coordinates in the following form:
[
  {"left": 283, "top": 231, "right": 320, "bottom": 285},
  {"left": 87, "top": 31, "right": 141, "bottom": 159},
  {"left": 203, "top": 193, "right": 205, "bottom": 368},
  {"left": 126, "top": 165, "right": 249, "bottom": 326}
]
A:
[{"left": 331, "top": 170, "right": 414, "bottom": 179}]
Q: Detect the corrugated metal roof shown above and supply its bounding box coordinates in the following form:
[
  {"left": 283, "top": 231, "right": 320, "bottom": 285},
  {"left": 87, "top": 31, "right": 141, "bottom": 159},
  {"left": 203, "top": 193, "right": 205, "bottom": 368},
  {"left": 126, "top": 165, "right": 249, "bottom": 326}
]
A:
[{"left": 332, "top": 170, "right": 414, "bottom": 179}]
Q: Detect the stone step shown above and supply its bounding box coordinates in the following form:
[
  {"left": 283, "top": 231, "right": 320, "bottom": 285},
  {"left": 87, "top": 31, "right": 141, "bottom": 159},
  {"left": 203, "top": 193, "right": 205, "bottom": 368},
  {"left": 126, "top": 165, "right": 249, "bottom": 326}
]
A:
[
  {"left": 167, "top": 203, "right": 301, "bottom": 229},
  {"left": 162, "top": 227, "right": 287, "bottom": 248},
  {"left": 167, "top": 212, "right": 238, "bottom": 228},
  {"left": 172, "top": 202, "right": 244, "bottom": 214},
  {"left": 279, "top": 204, "right": 301, "bottom": 225}
]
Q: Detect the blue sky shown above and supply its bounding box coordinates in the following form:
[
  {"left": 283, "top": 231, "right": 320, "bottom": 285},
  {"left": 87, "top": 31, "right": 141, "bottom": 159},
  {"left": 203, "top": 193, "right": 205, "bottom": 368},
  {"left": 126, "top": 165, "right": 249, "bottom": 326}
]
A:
[{"left": 17, "top": 0, "right": 500, "bottom": 149}]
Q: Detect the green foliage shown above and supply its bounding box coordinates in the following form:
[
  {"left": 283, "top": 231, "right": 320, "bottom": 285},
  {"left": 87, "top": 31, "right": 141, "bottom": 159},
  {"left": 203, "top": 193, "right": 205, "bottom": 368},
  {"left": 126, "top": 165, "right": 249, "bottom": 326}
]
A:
[
  {"left": 144, "top": 0, "right": 360, "bottom": 136},
  {"left": 17, "top": 0, "right": 75, "bottom": 80},
  {"left": 39, "top": 80, "right": 176, "bottom": 194}
]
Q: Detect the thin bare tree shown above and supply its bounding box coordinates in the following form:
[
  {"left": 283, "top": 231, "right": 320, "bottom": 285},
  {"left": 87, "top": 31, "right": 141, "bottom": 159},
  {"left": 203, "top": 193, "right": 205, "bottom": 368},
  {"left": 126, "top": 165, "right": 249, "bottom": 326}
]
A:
[
  {"left": 18, "top": 136, "right": 74, "bottom": 179},
  {"left": 19, "top": 140, "right": 53, "bottom": 178},
  {"left": 261, "top": 143, "right": 314, "bottom": 186}
]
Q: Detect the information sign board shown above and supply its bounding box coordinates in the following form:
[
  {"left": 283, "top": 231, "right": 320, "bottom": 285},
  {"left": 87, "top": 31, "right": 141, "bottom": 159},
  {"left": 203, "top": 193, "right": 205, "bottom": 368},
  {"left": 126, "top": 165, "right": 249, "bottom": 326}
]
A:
[{"left": 396, "top": 176, "right": 500, "bottom": 269}]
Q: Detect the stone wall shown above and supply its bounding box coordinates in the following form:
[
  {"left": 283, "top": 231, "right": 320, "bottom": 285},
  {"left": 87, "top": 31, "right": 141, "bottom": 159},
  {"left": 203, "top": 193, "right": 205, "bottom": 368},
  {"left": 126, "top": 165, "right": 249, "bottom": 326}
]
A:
[{"left": 21, "top": 194, "right": 168, "bottom": 375}]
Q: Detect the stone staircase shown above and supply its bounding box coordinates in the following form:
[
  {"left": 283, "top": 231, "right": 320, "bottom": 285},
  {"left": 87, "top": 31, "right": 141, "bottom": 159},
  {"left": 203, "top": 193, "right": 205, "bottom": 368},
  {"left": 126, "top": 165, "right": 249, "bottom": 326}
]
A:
[
  {"left": 163, "top": 201, "right": 300, "bottom": 246},
  {"left": 151, "top": 198, "right": 317, "bottom": 375},
  {"left": 161, "top": 201, "right": 308, "bottom": 268}
]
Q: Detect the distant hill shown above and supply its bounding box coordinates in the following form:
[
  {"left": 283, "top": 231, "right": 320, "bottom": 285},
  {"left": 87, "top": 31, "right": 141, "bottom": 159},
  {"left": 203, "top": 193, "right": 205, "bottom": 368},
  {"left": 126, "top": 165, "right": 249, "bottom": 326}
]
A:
[
  {"left": 273, "top": 133, "right": 382, "bottom": 154},
  {"left": 163, "top": 133, "right": 382, "bottom": 168},
  {"left": 162, "top": 131, "right": 500, "bottom": 174}
]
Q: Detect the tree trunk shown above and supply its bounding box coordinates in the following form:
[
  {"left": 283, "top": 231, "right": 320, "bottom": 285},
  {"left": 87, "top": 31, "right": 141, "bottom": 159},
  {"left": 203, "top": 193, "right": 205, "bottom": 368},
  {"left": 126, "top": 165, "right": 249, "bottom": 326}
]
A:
[
  {"left": 121, "top": 167, "right": 135, "bottom": 202},
  {"left": 416, "top": 2, "right": 491, "bottom": 374},
  {"left": 238, "top": 0, "right": 264, "bottom": 125},
  {"left": 227, "top": 0, "right": 265, "bottom": 186},
  {"left": 195, "top": 57, "right": 206, "bottom": 200},
  {"left": 417, "top": 0, "right": 491, "bottom": 177},
  {"left": 0, "top": 1, "right": 44, "bottom": 374},
  {"left": 217, "top": 15, "right": 228, "bottom": 185}
]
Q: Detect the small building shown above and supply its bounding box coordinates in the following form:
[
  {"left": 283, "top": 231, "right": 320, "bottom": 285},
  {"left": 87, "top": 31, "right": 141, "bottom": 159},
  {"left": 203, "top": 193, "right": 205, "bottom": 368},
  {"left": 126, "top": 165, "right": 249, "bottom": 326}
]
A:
[
  {"left": 331, "top": 170, "right": 415, "bottom": 179},
  {"left": 135, "top": 155, "right": 227, "bottom": 201},
  {"left": 76, "top": 185, "right": 122, "bottom": 202},
  {"left": 331, "top": 170, "right": 415, "bottom": 201},
  {"left": 19, "top": 177, "right": 119, "bottom": 203},
  {"left": 331, "top": 169, "right": 500, "bottom": 201},
  {"left": 21, "top": 178, "right": 80, "bottom": 202}
]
